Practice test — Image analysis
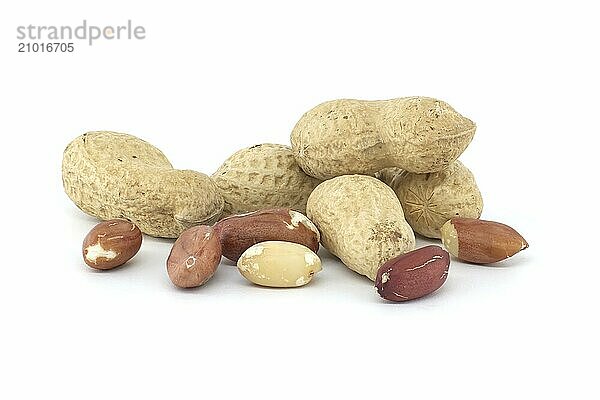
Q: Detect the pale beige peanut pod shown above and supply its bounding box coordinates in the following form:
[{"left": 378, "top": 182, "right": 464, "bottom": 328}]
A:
[
  {"left": 291, "top": 97, "right": 476, "bottom": 180},
  {"left": 62, "top": 131, "right": 224, "bottom": 238},
  {"left": 387, "top": 161, "right": 483, "bottom": 239},
  {"left": 237, "top": 241, "right": 322, "bottom": 287},
  {"left": 212, "top": 143, "right": 321, "bottom": 217},
  {"left": 306, "top": 175, "right": 415, "bottom": 281}
]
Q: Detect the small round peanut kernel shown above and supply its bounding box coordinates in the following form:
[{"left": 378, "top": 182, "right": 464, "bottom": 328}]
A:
[
  {"left": 82, "top": 219, "right": 142, "bottom": 270},
  {"left": 166, "top": 226, "right": 222, "bottom": 288}
]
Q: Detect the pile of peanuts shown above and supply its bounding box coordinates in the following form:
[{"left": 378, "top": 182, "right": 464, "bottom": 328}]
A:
[{"left": 69, "top": 96, "right": 528, "bottom": 302}]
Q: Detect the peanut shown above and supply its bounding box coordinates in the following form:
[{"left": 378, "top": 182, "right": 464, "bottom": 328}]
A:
[
  {"left": 166, "top": 226, "right": 222, "bottom": 288},
  {"left": 212, "top": 143, "right": 321, "bottom": 217},
  {"left": 440, "top": 218, "right": 528, "bottom": 264},
  {"left": 380, "top": 161, "right": 483, "bottom": 238},
  {"left": 82, "top": 219, "right": 142, "bottom": 270},
  {"left": 213, "top": 208, "right": 320, "bottom": 262},
  {"left": 63, "top": 131, "right": 224, "bottom": 238},
  {"left": 237, "top": 241, "right": 321, "bottom": 287},
  {"left": 306, "top": 175, "right": 415, "bottom": 280},
  {"left": 291, "top": 97, "right": 476, "bottom": 179},
  {"left": 375, "top": 245, "right": 450, "bottom": 302}
]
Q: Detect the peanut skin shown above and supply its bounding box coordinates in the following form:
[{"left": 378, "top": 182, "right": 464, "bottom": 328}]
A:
[
  {"left": 213, "top": 208, "right": 320, "bottom": 262},
  {"left": 375, "top": 245, "right": 450, "bottom": 302},
  {"left": 82, "top": 219, "right": 142, "bottom": 270},
  {"left": 440, "top": 218, "right": 528, "bottom": 264},
  {"left": 166, "top": 226, "right": 222, "bottom": 288}
]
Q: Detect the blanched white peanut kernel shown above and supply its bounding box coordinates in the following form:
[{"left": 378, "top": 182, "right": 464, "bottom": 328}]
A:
[
  {"left": 237, "top": 241, "right": 322, "bottom": 288},
  {"left": 85, "top": 242, "right": 117, "bottom": 263}
]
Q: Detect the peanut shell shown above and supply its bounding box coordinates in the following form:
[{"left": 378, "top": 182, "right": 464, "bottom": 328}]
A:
[
  {"left": 62, "top": 131, "right": 224, "bottom": 238},
  {"left": 291, "top": 97, "right": 476, "bottom": 179},
  {"left": 385, "top": 161, "right": 483, "bottom": 238},
  {"left": 212, "top": 144, "right": 321, "bottom": 217},
  {"left": 306, "top": 175, "right": 415, "bottom": 281}
]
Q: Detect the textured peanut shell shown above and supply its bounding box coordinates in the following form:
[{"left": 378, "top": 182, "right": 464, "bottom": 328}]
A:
[
  {"left": 291, "top": 97, "right": 476, "bottom": 179},
  {"left": 62, "top": 131, "right": 224, "bottom": 238},
  {"left": 386, "top": 161, "right": 483, "bottom": 239},
  {"left": 212, "top": 144, "right": 322, "bottom": 217},
  {"left": 306, "top": 175, "right": 415, "bottom": 281}
]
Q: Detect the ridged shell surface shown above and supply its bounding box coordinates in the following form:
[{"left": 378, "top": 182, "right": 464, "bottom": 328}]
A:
[
  {"left": 306, "top": 175, "right": 415, "bottom": 280},
  {"left": 212, "top": 144, "right": 321, "bottom": 217},
  {"left": 389, "top": 161, "right": 483, "bottom": 238},
  {"left": 62, "top": 131, "right": 224, "bottom": 238},
  {"left": 291, "top": 97, "right": 476, "bottom": 179}
]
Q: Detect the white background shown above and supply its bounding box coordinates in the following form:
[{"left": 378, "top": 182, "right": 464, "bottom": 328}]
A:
[{"left": 1, "top": 1, "right": 598, "bottom": 399}]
